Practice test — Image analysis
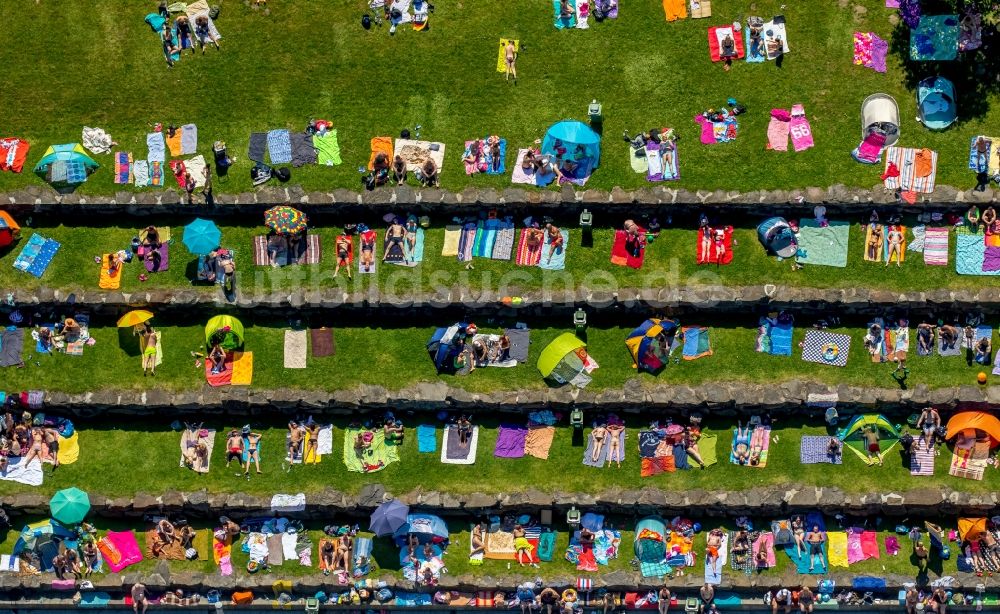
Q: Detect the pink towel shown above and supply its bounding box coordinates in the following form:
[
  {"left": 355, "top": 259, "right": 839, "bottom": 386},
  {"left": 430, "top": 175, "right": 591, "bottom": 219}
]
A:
[
  {"left": 767, "top": 109, "right": 790, "bottom": 151},
  {"left": 885, "top": 536, "right": 900, "bottom": 555},
  {"left": 790, "top": 104, "right": 814, "bottom": 152},
  {"left": 858, "top": 132, "right": 885, "bottom": 161},
  {"left": 846, "top": 530, "right": 865, "bottom": 564},
  {"left": 695, "top": 115, "right": 715, "bottom": 145},
  {"left": 753, "top": 532, "right": 776, "bottom": 567},
  {"left": 860, "top": 531, "right": 880, "bottom": 559}
]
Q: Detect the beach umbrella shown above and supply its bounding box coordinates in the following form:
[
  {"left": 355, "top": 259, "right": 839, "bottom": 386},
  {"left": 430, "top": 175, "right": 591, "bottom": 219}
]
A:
[
  {"left": 182, "top": 218, "right": 222, "bottom": 256},
  {"left": 116, "top": 310, "right": 154, "bottom": 328},
  {"left": 264, "top": 206, "right": 308, "bottom": 235},
  {"left": 49, "top": 488, "right": 90, "bottom": 525},
  {"left": 369, "top": 499, "right": 409, "bottom": 536}
]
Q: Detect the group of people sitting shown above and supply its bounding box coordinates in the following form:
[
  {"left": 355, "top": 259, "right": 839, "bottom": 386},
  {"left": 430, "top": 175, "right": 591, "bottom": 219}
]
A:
[
  {"left": 150, "top": 517, "right": 198, "bottom": 559},
  {"left": 369, "top": 152, "right": 439, "bottom": 189},
  {"left": 156, "top": 3, "right": 221, "bottom": 68},
  {"left": 0, "top": 407, "right": 62, "bottom": 474},
  {"left": 915, "top": 314, "right": 992, "bottom": 364},
  {"left": 32, "top": 316, "right": 84, "bottom": 356},
  {"left": 520, "top": 139, "right": 590, "bottom": 185},
  {"left": 320, "top": 529, "right": 355, "bottom": 576},
  {"left": 266, "top": 230, "right": 309, "bottom": 267},
  {"left": 448, "top": 324, "right": 513, "bottom": 371},
  {"left": 463, "top": 135, "right": 504, "bottom": 174}
]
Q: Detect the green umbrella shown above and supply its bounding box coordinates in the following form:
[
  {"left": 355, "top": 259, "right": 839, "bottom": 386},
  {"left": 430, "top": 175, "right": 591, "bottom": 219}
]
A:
[{"left": 49, "top": 487, "right": 90, "bottom": 525}]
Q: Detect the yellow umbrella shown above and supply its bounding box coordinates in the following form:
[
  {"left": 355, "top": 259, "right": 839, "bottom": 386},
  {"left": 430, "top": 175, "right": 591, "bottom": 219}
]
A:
[{"left": 116, "top": 310, "right": 154, "bottom": 328}]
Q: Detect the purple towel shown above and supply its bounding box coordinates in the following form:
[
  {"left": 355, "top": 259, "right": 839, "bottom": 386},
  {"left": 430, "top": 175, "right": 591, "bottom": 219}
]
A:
[
  {"left": 141, "top": 243, "right": 169, "bottom": 273},
  {"left": 494, "top": 424, "right": 527, "bottom": 458},
  {"left": 870, "top": 33, "right": 888, "bottom": 73},
  {"left": 985, "top": 245, "right": 1000, "bottom": 272}
]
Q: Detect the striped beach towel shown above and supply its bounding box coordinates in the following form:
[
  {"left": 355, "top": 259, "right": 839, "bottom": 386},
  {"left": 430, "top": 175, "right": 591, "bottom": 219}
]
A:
[
  {"left": 515, "top": 228, "right": 542, "bottom": 266},
  {"left": 457, "top": 222, "right": 477, "bottom": 262},
  {"left": 909, "top": 439, "right": 935, "bottom": 476},
  {"left": 923, "top": 227, "right": 949, "bottom": 265},
  {"left": 883, "top": 146, "right": 937, "bottom": 194},
  {"left": 949, "top": 440, "right": 990, "bottom": 480},
  {"left": 492, "top": 221, "right": 515, "bottom": 260}
]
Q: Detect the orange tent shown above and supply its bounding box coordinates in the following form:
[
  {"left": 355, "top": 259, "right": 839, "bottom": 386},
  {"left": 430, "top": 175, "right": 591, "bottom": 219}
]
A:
[
  {"left": 0, "top": 210, "right": 19, "bottom": 248},
  {"left": 945, "top": 411, "right": 1000, "bottom": 446},
  {"left": 959, "top": 518, "right": 987, "bottom": 542}
]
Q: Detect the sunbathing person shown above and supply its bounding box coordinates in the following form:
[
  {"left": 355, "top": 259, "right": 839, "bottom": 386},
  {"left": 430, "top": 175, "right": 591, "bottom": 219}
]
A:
[
  {"left": 498, "top": 334, "right": 511, "bottom": 361},
  {"left": 321, "top": 539, "right": 336, "bottom": 574},
  {"left": 544, "top": 223, "right": 564, "bottom": 264},
  {"left": 748, "top": 22, "right": 763, "bottom": 57},
  {"left": 161, "top": 23, "right": 178, "bottom": 67},
  {"left": 333, "top": 235, "right": 352, "bottom": 279},
  {"left": 712, "top": 227, "right": 728, "bottom": 262},
  {"left": 984, "top": 206, "right": 998, "bottom": 234},
  {"left": 195, "top": 14, "right": 221, "bottom": 52},
  {"left": 885, "top": 225, "right": 904, "bottom": 266},
  {"left": 107, "top": 250, "right": 127, "bottom": 276},
  {"left": 360, "top": 230, "right": 376, "bottom": 273},
  {"left": 243, "top": 428, "right": 262, "bottom": 476},
  {"left": 383, "top": 219, "right": 406, "bottom": 262},
  {"left": 513, "top": 524, "right": 535, "bottom": 567},
  {"left": 791, "top": 515, "right": 806, "bottom": 556},
  {"left": 806, "top": 525, "right": 827, "bottom": 572},
  {"left": 405, "top": 216, "right": 419, "bottom": 253},
  {"left": 22, "top": 427, "right": 44, "bottom": 468},
  {"left": 866, "top": 224, "right": 882, "bottom": 261},
  {"left": 383, "top": 418, "right": 404, "bottom": 444},
  {"left": 456, "top": 415, "right": 473, "bottom": 446},
  {"left": 489, "top": 137, "right": 502, "bottom": 172},
  {"left": 976, "top": 335, "right": 992, "bottom": 365},
  {"left": 82, "top": 541, "right": 99, "bottom": 577},
  {"left": 940, "top": 324, "right": 959, "bottom": 350},
  {"left": 335, "top": 534, "right": 353, "bottom": 571},
  {"left": 521, "top": 149, "right": 537, "bottom": 172},
  {"left": 559, "top": 0, "right": 573, "bottom": 17},
  {"left": 305, "top": 421, "right": 320, "bottom": 461},
  {"left": 139, "top": 323, "right": 158, "bottom": 377},
  {"left": 606, "top": 423, "right": 625, "bottom": 467},
  {"left": 684, "top": 426, "right": 707, "bottom": 469},
  {"left": 720, "top": 33, "right": 737, "bottom": 70},
  {"left": 208, "top": 343, "right": 227, "bottom": 374},
  {"left": 0, "top": 437, "right": 10, "bottom": 474},
  {"left": 706, "top": 528, "right": 724, "bottom": 572},
  {"left": 157, "top": 519, "right": 177, "bottom": 544},
  {"left": 591, "top": 424, "right": 608, "bottom": 462},
  {"left": 142, "top": 226, "right": 161, "bottom": 249},
  {"left": 917, "top": 323, "right": 935, "bottom": 354},
  {"left": 224, "top": 430, "right": 242, "bottom": 468},
  {"left": 471, "top": 523, "right": 485, "bottom": 557},
  {"left": 731, "top": 530, "right": 750, "bottom": 566},
  {"left": 579, "top": 526, "right": 596, "bottom": 547},
  {"left": 219, "top": 516, "right": 241, "bottom": 538},
  {"left": 525, "top": 226, "right": 544, "bottom": 259},
  {"left": 463, "top": 140, "right": 483, "bottom": 169},
  {"left": 471, "top": 336, "right": 488, "bottom": 367},
  {"left": 288, "top": 421, "right": 304, "bottom": 460},
  {"left": 733, "top": 422, "right": 752, "bottom": 465},
  {"left": 43, "top": 427, "right": 60, "bottom": 470}
]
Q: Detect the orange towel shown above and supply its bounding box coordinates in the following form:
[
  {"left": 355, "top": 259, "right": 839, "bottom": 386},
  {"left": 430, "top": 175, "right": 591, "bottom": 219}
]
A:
[
  {"left": 166, "top": 132, "right": 183, "bottom": 157},
  {"left": 99, "top": 254, "right": 122, "bottom": 289},
  {"left": 663, "top": 0, "right": 687, "bottom": 21},
  {"left": 914, "top": 148, "right": 934, "bottom": 178},
  {"left": 368, "top": 137, "right": 393, "bottom": 171},
  {"left": 231, "top": 351, "right": 254, "bottom": 385}
]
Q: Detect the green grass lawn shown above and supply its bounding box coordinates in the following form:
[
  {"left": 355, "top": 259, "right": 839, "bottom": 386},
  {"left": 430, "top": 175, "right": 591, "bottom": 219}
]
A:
[
  {"left": 0, "top": 213, "right": 989, "bottom": 296},
  {"left": 0, "top": 1, "right": 994, "bottom": 196},
  {"left": 3, "top": 417, "right": 995, "bottom": 498}
]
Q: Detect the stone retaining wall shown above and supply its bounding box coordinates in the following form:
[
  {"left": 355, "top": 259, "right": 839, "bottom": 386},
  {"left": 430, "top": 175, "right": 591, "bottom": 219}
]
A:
[{"left": 1, "top": 182, "right": 994, "bottom": 217}]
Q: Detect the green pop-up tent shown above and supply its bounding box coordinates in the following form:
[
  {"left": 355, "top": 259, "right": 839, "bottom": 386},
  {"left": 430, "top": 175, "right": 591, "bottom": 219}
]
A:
[
  {"left": 538, "top": 333, "right": 596, "bottom": 388},
  {"left": 837, "top": 414, "right": 900, "bottom": 466},
  {"left": 33, "top": 143, "right": 98, "bottom": 189},
  {"left": 205, "top": 315, "right": 244, "bottom": 351}
]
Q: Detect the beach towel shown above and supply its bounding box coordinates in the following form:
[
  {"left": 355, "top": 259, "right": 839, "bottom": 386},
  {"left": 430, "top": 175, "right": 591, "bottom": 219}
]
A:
[
  {"left": 746, "top": 25, "right": 766, "bottom": 61},
  {"left": 248, "top": 132, "right": 267, "bottom": 163},
  {"left": 920, "top": 226, "right": 949, "bottom": 267},
  {"left": 97, "top": 253, "right": 121, "bottom": 289},
  {"left": 147, "top": 132, "right": 166, "bottom": 163},
  {"left": 495, "top": 424, "right": 528, "bottom": 458},
  {"left": 417, "top": 425, "right": 437, "bottom": 453},
  {"left": 611, "top": 228, "right": 646, "bottom": 268},
  {"left": 763, "top": 17, "right": 790, "bottom": 59},
  {"left": 784, "top": 540, "right": 827, "bottom": 574},
  {"left": 910, "top": 224, "right": 926, "bottom": 252},
  {"left": 682, "top": 326, "right": 712, "bottom": 360},
  {"left": 0, "top": 456, "right": 43, "bottom": 486},
  {"left": 442, "top": 425, "right": 479, "bottom": 464},
  {"left": 395, "top": 138, "right": 446, "bottom": 172},
  {"left": 696, "top": 226, "right": 733, "bottom": 265},
  {"left": 525, "top": 425, "right": 556, "bottom": 459},
  {"left": 753, "top": 533, "right": 776, "bottom": 568},
  {"left": 645, "top": 141, "right": 679, "bottom": 182},
  {"left": 314, "top": 129, "right": 342, "bottom": 166},
  {"left": 310, "top": 327, "right": 335, "bottom": 357},
  {"left": 457, "top": 222, "right": 477, "bottom": 262},
  {"left": 179, "top": 428, "right": 215, "bottom": 473},
  {"left": 99, "top": 531, "right": 143, "bottom": 573},
  {"left": 132, "top": 160, "right": 150, "bottom": 186},
  {"left": 854, "top": 32, "right": 888, "bottom": 72},
  {"left": 290, "top": 131, "right": 317, "bottom": 167},
  {"left": 231, "top": 351, "right": 253, "bottom": 385},
  {"left": 283, "top": 329, "right": 307, "bottom": 369},
  {"left": 854, "top": 131, "right": 886, "bottom": 164},
  {"left": 343, "top": 428, "right": 399, "bottom": 473},
  {"left": 113, "top": 152, "right": 131, "bottom": 184},
  {"left": 485, "top": 138, "right": 507, "bottom": 175},
  {"left": 473, "top": 220, "right": 497, "bottom": 258},
  {"left": 629, "top": 145, "right": 649, "bottom": 174},
  {"left": 539, "top": 229, "right": 569, "bottom": 270},
  {"left": 441, "top": 225, "right": 461, "bottom": 257},
  {"left": 497, "top": 39, "right": 519, "bottom": 72},
  {"left": 827, "top": 532, "right": 849, "bottom": 568},
  {"left": 266, "top": 129, "right": 292, "bottom": 164},
  {"left": 180, "top": 123, "right": 197, "bottom": 155},
  {"left": 797, "top": 219, "right": 849, "bottom": 267},
  {"left": 950, "top": 439, "right": 990, "bottom": 480},
  {"left": 491, "top": 222, "right": 515, "bottom": 260},
  {"left": 708, "top": 24, "right": 745, "bottom": 61},
  {"left": 204, "top": 351, "right": 233, "bottom": 386},
  {"left": 14, "top": 234, "right": 60, "bottom": 278},
  {"left": 802, "top": 330, "right": 850, "bottom": 367},
  {"left": 689, "top": 0, "right": 710, "bottom": 18},
  {"left": 882, "top": 225, "right": 907, "bottom": 265},
  {"left": 583, "top": 427, "right": 626, "bottom": 467},
  {"left": 767, "top": 109, "right": 790, "bottom": 151},
  {"left": 705, "top": 533, "right": 729, "bottom": 584},
  {"left": 165, "top": 130, "right": 183, "bottom": 157},
  {"left": 800, "top": 435, "right": 842, "bottom": 464},
  {"left": 910, "top": 438, "right": 935, "bottom": 475},
  {"left": 883, "top": 147, "right": 938, "bottom": 195},
  {"left": 757, "top": 318, "right": 794, "bottom": 356},
  {"left": 0, "top": 137, "right": 30, "bottom": 173},
  {"left": 555, "top": 0, "right": 577, "bottom": 28},
  {"left": 957, "top": 230, "right": 1000, "bottom": 276},
  {"left": 790, "top": 104, "right": 814, "bottom": 151},
  {"left": 0, "top": 328, "right": 24, "bottom": 367},
  {"left": 511, "top": 149, "right": 541, "bottom": 185},
  {"left": 516, "top": 228, "right": 544, "bottom": 266}
]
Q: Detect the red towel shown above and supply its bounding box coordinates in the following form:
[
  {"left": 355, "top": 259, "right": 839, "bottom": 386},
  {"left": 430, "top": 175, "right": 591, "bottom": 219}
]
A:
[
  {"left": 860, "top": 531, "right": 880, "bottom": 559},
  {"left": 205, "top": 354, "right": 233, "bottom": 387},
  {"left": 515, "top": 228, "right": 542, "bottom": 266},
  {"left": 610, "top": 229, "right": 646, "bottom": 268},
  {"left": 641, "top": 455, "right": 674, "bottom": 477},
  {"left": 708, "top": 26, "right": 745, "bottom": 62},
  {"left": 696, "top": 226, "right": 733, "bottom": 265}
]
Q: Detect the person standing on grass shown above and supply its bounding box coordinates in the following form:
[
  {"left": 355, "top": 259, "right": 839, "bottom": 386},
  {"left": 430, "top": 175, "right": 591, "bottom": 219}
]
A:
[
  {"left": 504, "top": 40, "right": 517, "bottom": 84},
  {"left": 202, "top": 166, "right": 214, "bottom": 206}
]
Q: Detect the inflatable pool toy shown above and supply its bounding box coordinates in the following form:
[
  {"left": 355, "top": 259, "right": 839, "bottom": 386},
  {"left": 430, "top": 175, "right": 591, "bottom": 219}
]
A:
[{"left": 821, "top": 343, "right": 840, "bottom": 362}]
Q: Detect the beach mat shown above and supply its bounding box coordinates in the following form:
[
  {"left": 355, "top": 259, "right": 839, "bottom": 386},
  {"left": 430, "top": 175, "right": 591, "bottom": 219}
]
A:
[
  {"left": 495, "top": 424, "right": 528, "bottom": 458},
  {"left": 310, "top": 328, "right": 335, "bottom": 357},
  {"left": 682, "top": 326, "right": 712, "bottom": 360},
  {"left": 516, "top": 228, "right": 543, "bottom": 266},
  {"left": 417, "top": 425, "right": 437, "bottom": 453},
  {"left": 800, "top": 435, "right": 842, "bottom": 464},
  {"left": 98, "top": 254, "right": 122, "bottom": 290},
  {"left": 231, "top": 351, "right": 253, "bottom": 385},
  {"left": 0, "top": 328, "right": 24, "bottom": 367},
  {"left": 797, "top": 219, "right": 849, "bottom": 267},
  {"left": 179, "top": 428, "right": 216, "bottom": 474},
  {"left": 801, "top": 330, "right": 850, "bottom": 367},
  {"left": 284, "top": 330, "right": 307, "bottom": 369},
  {"left": 924, "top": 227, "right": 949, "bottom": 265},
  {"left": 14, "top": 234, "right": 60, "bottom": 278},
  {"left": 909, "top": 438, "right": 935, "bottom": 476},
  {"left": 442, "top": 425, "right": 479, "bottom": 464}
]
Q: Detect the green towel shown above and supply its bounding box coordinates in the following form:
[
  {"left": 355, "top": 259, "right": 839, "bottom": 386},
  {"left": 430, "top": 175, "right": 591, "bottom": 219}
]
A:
[
  {"left": 796, "top": 219, "right": 849, "bottom": 268},
  {"left": 314, "top": 130, "right": 342, "bottom": 166},
  {"left": 537, "top": 531, "right": 556, "bottom": 561},
  {"left": 343, "top": 427, "right": 399, "bottom": 473},
  {"left": 698, "top": 433, "right": 718, "bottom": 467}
]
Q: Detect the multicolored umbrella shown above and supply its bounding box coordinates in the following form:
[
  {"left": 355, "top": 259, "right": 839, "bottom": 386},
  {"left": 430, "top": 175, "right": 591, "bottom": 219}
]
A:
[
  {"left": 49, "top": 487, "right": 90, "bottom": 525},
  {"left": 182, "top": 218, "right": 222, "bottom": 256},
  {"left": 264, "top": 206, "right": 308, "bottom": 235},
  {"left": 116, "top": 310, "right": 154, "bottom": 328}
]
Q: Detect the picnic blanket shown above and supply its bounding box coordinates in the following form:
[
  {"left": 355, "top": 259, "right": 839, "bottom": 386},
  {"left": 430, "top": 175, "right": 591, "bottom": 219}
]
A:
[
  {"left": 267, "top": 129, "right": 292, "bottom": 164},
  {"left": 138, "top": 243, "right": 169, "bottom": 273},
  {"left": 645, "top": 141, "right": 679, "bottom": 181},
  {"left": 910, "top": 15, "right": 959, "bottom": 61},
  {"left": 800, "top": 436, "right": 842, "bottom": 464},
  {"left": 525, "top": 425, "right": 556, "bottom": 459},
  {"left": 417, "top": 425, "right": 437, "bottom": 453},
  {"left": 681, "top": 325, "right": 712, "bottom": 360},
  {"left": 611, "top": 228, "right": 646, "bottom": 268},
  {"left": 0, "top": 328, "right": 24, "bottom": 367},
  {"left": 827, "top": 532, "right": 849, "bottom": 568},
  {"left": 910, "top": 438, "right": 935, "bottom": 475},
  {"left": 763, "top": 17, "right": 789, "bottom": 59},
  {"left": 179, "top": 428, "right": 215, "bottom": 473},
  {"left": 495, "top": 424, "right": 528, "bottom": 458},
  {"left": 283, "top": 329, "right": 307, "bottom": 369},
  {"left": 314, "top": 129, "right": 342, "bottom": 166},
  {"left": 442, "top": 425, "right": 479, "bottom": 464},
  {"left": 583, "top": 427, "right": 627, "bottom": 467},
  {"left": 956, "top": 229, "right": 1000, "bottom": 276},
  {"left": 883, "top": 147, "right": 937, "bottom": 195},
  {"left": 310, "top": 327, "right": 335, "bottom": 357},
  {"left": 113, "top": 152, "right": 132, "bottom": 184},
  {"left": 853, "top": 31, "right": 888, "bottom": 72},
  {"left": 924, "top": 227, "right": 949, "bottom": 265},
  {"left": 949, "top": 439, "right": 990, "bottom": 480},
  {"left": 132, "top": 160, "right": 150, "bottom": 186},
  {"left": 343, "top": 428, "right": 399, "bottom": 473},
  {"left": 539, "top": 229, "right": 569, "bottom": 270},
  {"left": 705, "top": 533, "right": 729, "bottom": 584},
  {"left": 802, "top": 330, "right": 850, "bottom": 367},
  {"left": 756, "top": 317, "right": 793, "bottom": 356},
  {"left": 14, "top": 234, "right": 60, "bottom": 278},
  {"left": 395, "top": 138, "right": 445, "bottom": 172},
  {"left": 516, "top": 228, "right": 544, "bottom": 266},
  {"left": 708, "top": 23, "right": 745, "bottom": 61},
  {"left": 0, "top": 456, "right": 43, "bottom": 486},
  {"left": 98, "top": 531, "right": 143, "bottom": 573},
  {"left": 696, "top": 226, "right": 733, "bottom": 265},
  {"left": 554, "top": 0, "right": 577, "bottom": 28},
  {"left": 146, "top": 132, "right": 166, "bottom": 163},
  {"left": 797, "top": 219, "right": 849, "bottom": 267},
  {"left": 146, "top": 528, "right": 187, "bottom": 560}
]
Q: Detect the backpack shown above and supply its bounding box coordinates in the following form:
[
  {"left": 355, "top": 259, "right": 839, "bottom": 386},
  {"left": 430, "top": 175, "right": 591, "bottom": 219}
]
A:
[
  {"left": 273, "top": 167, "right": 291, "bottom": 182},
  {"left": 362, "top": 13, "right": 372, "bottom": 28}
]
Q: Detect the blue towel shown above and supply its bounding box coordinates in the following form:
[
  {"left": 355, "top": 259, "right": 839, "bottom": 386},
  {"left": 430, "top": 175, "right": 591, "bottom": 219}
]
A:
[
  {"left": 417, "top": 425, "right": 437, "bottom": 453},
  {"left": 395, "top": 592, "right": 433, "bottom": 606},
  {"left": 267, "top": 129, "right": 293, "bottom": 164},
  {"left": 970, "top": 136, "right": 991, "bottom": 172},
  {"left": 476, "top": 219, "right": 500, "bottom": 258},
  {"left": 13, "top": 234, "right": 60, "bottom": 278},
  {"left": 745, "top": 27, "right": 766, "bottom": 62},
  {"left": 770, "top": 322, "right": 794, "bottom": 356},
  {"left": 79, "top": 592, "right": 112, "bottom": 608},
  {"left": 538, "top": 230, "right": 569, "bottom": 270},
  {"left": 405, "top": 227, "right": 425, "bottom": 263},
  {"left": 682, "top": 327, "right": 703, "bottom": 357},
  {"left": 783, "top": 542, "right": 827, "bottom": 574},
  {"left": 852, "top": 576, "right": 887, "bottom": 590},
  {"left": 956, "top": 233, "right": 1000, "bottom": 276},
  {"left": 485, "top": 138, "right": 507, "bottom": 175}
]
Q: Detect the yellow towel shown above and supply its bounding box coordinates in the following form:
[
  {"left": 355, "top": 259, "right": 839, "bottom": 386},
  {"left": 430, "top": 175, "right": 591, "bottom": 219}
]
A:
[
  {"left": 497, "top": 39, "right": 519, "bottom": 72},
  {"left": 442, "top": 225, "right": 461, "bottom": 257},
  {"left": 99, "top": 254, "right": 121, "bottom": 290},
  {"left": 139, "top": 226, "right": 171, "bottom": 243},
  {"left": 231, "top": 352, "right": 254, "bottom": 386},
  {"left": 827, "top": 531, "right": 849, "bottom": 568},
  {"left": 57, "top": 432, "right": 80, "bottom": 465},
  {"left": 988, "top": 136, "right": 1000, "bottom": 175},
  {"left": 166, "top": 132, "right": 183, "bottom": 157},
  {"left": 863, "top": 225, "right": 883, "bottom": 262}
]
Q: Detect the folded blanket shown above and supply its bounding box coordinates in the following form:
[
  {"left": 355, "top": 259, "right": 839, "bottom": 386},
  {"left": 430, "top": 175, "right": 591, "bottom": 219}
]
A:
[{"left": 663, "top": 0, "right": 687, "bottom": 20}]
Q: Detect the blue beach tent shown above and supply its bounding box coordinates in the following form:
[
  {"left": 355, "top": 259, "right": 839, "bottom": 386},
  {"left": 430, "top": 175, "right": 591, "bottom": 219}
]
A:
[
  {"left": 542, "top": 120, "right": 601, "bottom": 167},
  {"left": 917, "top": 77, "right": 956, "bottom": 130}
]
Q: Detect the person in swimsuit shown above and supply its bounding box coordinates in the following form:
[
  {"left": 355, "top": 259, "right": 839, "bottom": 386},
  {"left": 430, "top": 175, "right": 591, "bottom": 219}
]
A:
[
  {"left": 383, "top": 220, "right": 407, "bottom": 263},
  {"left": 304, "top": 421, "right": 320, "bottom": 462},
  {"left": 606, "top": 422, "right": 625, "bottom": 467},
  {"left": 657, "top": 586, "right": 672, "bottom": 614},
  {"left": 174, "top": 14, "right": 194, "bottom": 53},
  {"left": 224, "top": 430, "right": 242, "bottom": 468},
  {"left": 63, "top": 546, "right": 81, "bottom": 578},
  {"left": 885, "top": 225, "right": 904, "bottom": 267},
  {"left": 916, "top": 406, "right": 940, "bottom": 448},
  {"left": 333, "top": 234, "right": 352, "bottom": 279},
  {"left": 791, "top": 515, "right": 806, "bottom": 556},
  {"left": 559, "top": 0, "right": 573, "bottom": 17},
  {"left": 43, "top": 427, "right": 60, "bottom": 470},
  {"left": 418, "top": 159, "right": 438, "bottom": 187},
  {"left": 684, "top": 426, "right": 707, "bottom": 469},
  {"left": 360, "top": 231, "right": 375, "bottom": 273},
  {"left": 138, "top": 323, "right": 158, "bottom": 377},
  {"left": 984, "top": 206, "right": 998, "bottom": 234},
  {"left": 195, "top": 15, "right": 221, "bottom": 52},
  {"left": 977, "top": 335, "right": 992, "bottom": 365},
  {"left": 591, "top": 424, "right": 608, "bottom": 462},
  {"left": 383, "top": 418, "right": 404, "bottom": 443},
  {"left": 806, "top": 525, "right": 827, "bottom": 572},
  {"left": 706, "top": 528, "right": 724, "bottom": 572},
  {"left": 544, "top": 223, "right": 564, "bottom": 264},
  {"left": 720, "top": 34, "right": 736, "bottom": 71},
  {"left": 504, "top": 40, "right": 517, "bottom": 83},
  {"left": 405, "top": 216, "right": 419, "bottom": 254},
  {"left": 132, "top": 582, "right": 149, "bottom": 614},
  {"left": 321, "top": 539, "right": 336, "bottom": 574},
  {"left": 142, "top": 226, "right": 161, "bottom": 250},
  {"left": 470, "top": 523, "right": 485, "bottom": 557},
  {"left": 733, "top": 422, "right": 751, "bottom": 465},
  {"left": 525, "top": 226, "right": 544, "bottom": 259},
  {"left": 157, "top": 519, "right": 177, "bottom": 544},
  {"left": 82, "top": 541, "right": 99, "bottom": 577},
  {"left": 288, "top": 421, "right": 304, "bottom": 461},
  {"left": 243, "top": 429, "right": 262, "bottom": 476},
  {"left": 798, "top": 587, "right": 815, "bottom": 614},
  {"left": 390, "top": 155, "right": 407, "bottom": 185},
  {"left": 521, "top": 149, "right": 537, "bottom": 172},
  {"left": 22, "top": 427, "right": 44, "bottom": 468},
  {"left": 866, "top": 223, "right": 882, "bottom": 261},
  {"left": 335, "top": 533, "right": 353, "bottom": 571}
]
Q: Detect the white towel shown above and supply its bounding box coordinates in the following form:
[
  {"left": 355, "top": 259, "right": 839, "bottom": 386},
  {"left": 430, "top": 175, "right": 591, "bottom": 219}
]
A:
[
  {"left": 82, "top": 127, "right": 114, "bottom": 155},
  {"left": 317, "top": 425, "right": 334, "bottom": 455},
  {"left": 271, "top": 493, "right": 306, "bottom": 512},
  {"left": 248, "top": 532, "right": 269, "bottom": 561},
  {"left": 281, "top": 532, "right": 299, "bottom": 560},
  {"left": 180, "top": 124, "right": 198, "bottom": 155},
  {"left": 390, "top": 0, "right": 413, "bottom": 22},
  {"left": 0, "top": 555, "right": 20, "bottom": 572},
  {"left": 184, "top": 154, "right": 207, "bottom": 188},
  {"left": 0, "top": 457, "right": 43, "bottom": 486},
  {"left": 132, "top": 160, "right": 150, "bottom": 186}
]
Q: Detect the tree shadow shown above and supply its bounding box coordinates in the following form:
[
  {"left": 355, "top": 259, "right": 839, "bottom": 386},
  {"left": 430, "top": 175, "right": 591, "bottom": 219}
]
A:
[{"left": 889, "top": 6, "right": 999, "bottom": 123}]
